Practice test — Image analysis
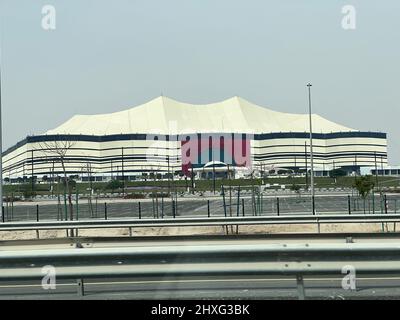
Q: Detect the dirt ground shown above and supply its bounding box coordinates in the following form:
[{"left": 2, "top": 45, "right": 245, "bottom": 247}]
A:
[{"left": 0, "top": 223, "right": 396, "bottom": 241}]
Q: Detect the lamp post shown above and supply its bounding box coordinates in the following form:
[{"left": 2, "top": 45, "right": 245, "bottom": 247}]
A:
[
  {"left": 0, "top": 64, "right": 3, "bottom": 220},
  {"left": 307, "top": 83, "right": 315, "bottom": 214}
]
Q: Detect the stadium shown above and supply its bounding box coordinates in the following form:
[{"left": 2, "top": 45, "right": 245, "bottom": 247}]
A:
[{"left": 2, "top": 96, "right": 388, "bottom": 182}]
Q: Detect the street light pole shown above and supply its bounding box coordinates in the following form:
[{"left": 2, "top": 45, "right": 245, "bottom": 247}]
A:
[
  {"left": 307, "top": 83, "right": 315, "bottom": 213},
  {"left": 0, "top": 63, "right": 3, "bottom": 220}
]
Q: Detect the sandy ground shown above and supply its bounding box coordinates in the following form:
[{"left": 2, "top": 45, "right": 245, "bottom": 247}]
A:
[{"left": 0, "top": 223, "right": 396, "bottom": 241}]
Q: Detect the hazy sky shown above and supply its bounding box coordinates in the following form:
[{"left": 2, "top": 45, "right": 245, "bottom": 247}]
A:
[{"left": 1, "top": 0, "right": 399, "bottom": 163}]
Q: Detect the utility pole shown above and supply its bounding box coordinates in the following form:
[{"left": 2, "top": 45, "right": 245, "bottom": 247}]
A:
[
  {"left": 353, "top": 155, "right": 357, "bottom": 176},
  {"left": 212, "top": 161, "right": 216, "bottom": 194},
  {"left": 31, "top": 150, "right": 34, "bottom": 195},
  {"left": 374, "top": 151, "right": 379, "bottom": 187},
  {"left": 0, "top": 63, "right": 3, "bottom": 218},
  {"left": 121, "top": 147, "right": 125, "bottom": 194},
  {"left": 307, "top": 83, "right": 315, "bottom": 213},
  {"left": 167, "top": 154, "right": 171, "bottom": 194},
  {"left": 304, "top": 141, "right": 308, "bottom": 190},
  {"left": 190, "top": 162, "right": 194, "bottom": 194},
  {"left": 110, "top": 159, "right": 113, "bottom": 180}
]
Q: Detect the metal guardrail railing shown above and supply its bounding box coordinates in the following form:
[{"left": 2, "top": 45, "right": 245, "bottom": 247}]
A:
[
  {"left": 2, "top": 242, "right": 400, "bottom": 299},
  {"left": 0, "top": 214, "right": 400, "bottom": 233}
]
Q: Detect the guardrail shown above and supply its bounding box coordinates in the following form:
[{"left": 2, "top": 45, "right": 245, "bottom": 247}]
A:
[
  {"left": 0, "top": 214, "right": 399, "bottom": 234},
  {"left": 2, "top": 242, "right": 400, "bottom": 299}
]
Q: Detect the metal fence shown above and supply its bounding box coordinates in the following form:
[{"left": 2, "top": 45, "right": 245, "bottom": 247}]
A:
[{"left": 2, "top": 193, "right": 400, "bottom": 223}]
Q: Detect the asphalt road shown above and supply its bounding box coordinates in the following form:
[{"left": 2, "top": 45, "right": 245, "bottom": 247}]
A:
[
  {"left": 3, "top": 194, "right": 400, "bottom": 222},
  {"left": 2, "top": 235, "right": 400, "bottom": 300}
]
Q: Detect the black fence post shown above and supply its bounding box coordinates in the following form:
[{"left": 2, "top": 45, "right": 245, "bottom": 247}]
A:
[
  {"left": 242, "top": 198, "right": 245, "bottom": 217},
  {"left": 372, "top": 192, "right": 375, "bottom": 214},
  {"left": 138, "top": 202, "right": 142, "bottom": 219},
  {"left": 172, "top": 200, "right": 176, "bottom": 218},
  {"left": 236, "top": 186, "right": 241, "bottom": 217},
  {"left": 384, "top": 194, "right": 388, "bottom": 214},
  {"left": 276, "top": 197, "right": 280, "bottom": 216},
  {"left": 222, "top": 186, "right": 227, "bottom": 218},
  {"left": 104, "top": 202, "right": 108, "bottom": 220},
  {"left": 1, "top": 206, "right": 4, "bottom": 223},
  {"left": 36, "top": 204, "right": 40, "bottom": 222},
  {"left": 207, "top": 200, "right": 210, "bottom": 218},
  {"left": 161, "top": 197, "right": 164, "bottom": 219},
  {"left": 312, "top": 196, "right": 315, "bottom": 215},
  {"left": 348, "top": 195, "right": 351, "bottom": 215}
]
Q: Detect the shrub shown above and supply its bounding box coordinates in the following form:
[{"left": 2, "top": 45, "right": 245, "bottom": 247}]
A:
[{"left": 105, "top": 179, "right": 124, "bottom": 192}]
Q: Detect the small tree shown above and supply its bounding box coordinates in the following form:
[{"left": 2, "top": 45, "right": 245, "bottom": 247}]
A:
[
  {"left": 106, "top": 179, "right": 124, "bottom": 193},
  {"left": 64, "top": 178, "right": 76, "bottom": 190},
  {"left": 82, "top": 162, "right": 95, "bottom": 216},
  {"left": 21, "top": 183, "right": 34, "bottom": 200},
  {"left": 329, "top": 169, "right": 347, "bottom": 184},
  {"left": 353, "top": 175, "right": 375, "bottom": 213},
  {"left": 38, "top": 139, "right": 76, "bottom": 235},
  {"left": 290, "top": 184, "right": 301, "bottom": 197}
]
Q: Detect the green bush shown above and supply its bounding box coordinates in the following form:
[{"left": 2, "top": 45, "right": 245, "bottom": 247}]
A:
[
  {"left": 21, "top": 184, "right": 35, "bottom": 199},
  {"left": 290, "top": 184, "right": 301, "bottom": 193},
  {"left": 61, "top": 178, "right": 76, "bottom": 190},
  {"left": 353, "top": 175, "right": 375, "bottom": 199},
  {"left": 105, "top": 179, "right": 124, "bottom": 192}
]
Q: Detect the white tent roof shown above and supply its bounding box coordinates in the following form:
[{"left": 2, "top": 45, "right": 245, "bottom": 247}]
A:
[{"left": 45, "top": 96, "right": 354, "bottom": 135}]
